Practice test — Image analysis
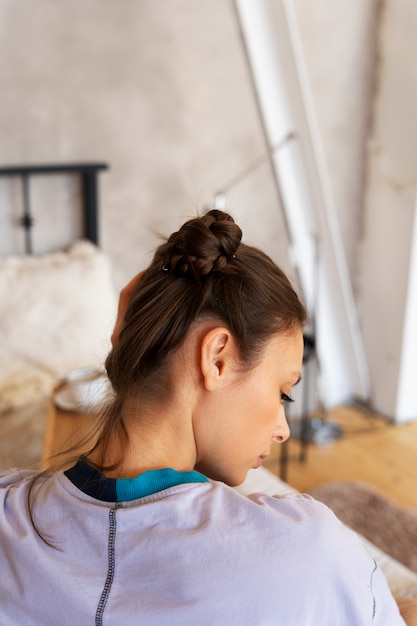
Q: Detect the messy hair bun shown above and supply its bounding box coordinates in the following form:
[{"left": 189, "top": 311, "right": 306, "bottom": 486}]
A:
[{"left": 155, "top": 210, "right": 242, "bottom": 279}]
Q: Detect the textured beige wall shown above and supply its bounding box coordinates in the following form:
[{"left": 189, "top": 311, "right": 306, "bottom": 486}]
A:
[
  {"left": 357, "top": 0, "right": 417, "bottom": 419},
  {"left": 0, "top": 0, "right": 291, "bottom": 289},
  {"left": 292, "top": 0, "right": 380, "bottom": 286},
  {"left": 0, "top": 0, "right": 379, "bottom": 288}
]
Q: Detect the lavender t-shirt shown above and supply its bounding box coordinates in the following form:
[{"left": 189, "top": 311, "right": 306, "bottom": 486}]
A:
[{"left": 0, "top": 465, "right": 405, "bottom": 625}]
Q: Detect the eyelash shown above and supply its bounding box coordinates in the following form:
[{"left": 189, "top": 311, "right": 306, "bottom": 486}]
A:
[{"left": 280, "top": 392, "right": 294, "bottom": 404}]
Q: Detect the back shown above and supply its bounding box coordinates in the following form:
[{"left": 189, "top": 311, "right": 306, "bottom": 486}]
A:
[{"left": 0, "top": 467, "right": 405, "bottom": 625}]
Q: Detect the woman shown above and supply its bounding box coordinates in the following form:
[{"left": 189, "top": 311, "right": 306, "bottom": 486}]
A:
[{"left": 0, "top": 210, "right": 413, "bottom": 624}]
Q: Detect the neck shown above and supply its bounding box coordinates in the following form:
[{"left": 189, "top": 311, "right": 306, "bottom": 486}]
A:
[
  {"left": 89, "top": 326, "right": 208, "bottom": 479},
  {"left": 88, "top": 402, "right": 197, "bottom": 479}
]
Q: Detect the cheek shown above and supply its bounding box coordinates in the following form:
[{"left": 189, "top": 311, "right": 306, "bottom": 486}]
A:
[
  {"left": 255, "top": 398, "right": 281, "bottom": 432},
  {"left": 266, "top": 388, "right": 282, "bottom": 418}
]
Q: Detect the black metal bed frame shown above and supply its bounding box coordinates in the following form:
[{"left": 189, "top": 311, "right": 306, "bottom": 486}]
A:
[{"left": 0, "top": 162, "right": 108, "bottom": 253}]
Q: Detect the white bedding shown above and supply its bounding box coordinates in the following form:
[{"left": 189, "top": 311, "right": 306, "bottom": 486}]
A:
[{"left": 0, "top": 241, "right": 117, "bottom": 413}]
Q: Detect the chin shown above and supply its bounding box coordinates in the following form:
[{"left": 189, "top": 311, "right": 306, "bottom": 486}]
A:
[
  {"left": 224, "top": 475, "right": 246, "bottom": 487},
  {"left": 196, "top": 462, "right": 247, "bottom": 487}
]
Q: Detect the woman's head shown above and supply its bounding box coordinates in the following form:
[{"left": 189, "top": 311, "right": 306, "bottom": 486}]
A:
[
  {"left": 90, "top": 209, "right": 306, "bottom": 482},
  {"left": 106, "top": 209, "right": 306, "bottom": 402}
]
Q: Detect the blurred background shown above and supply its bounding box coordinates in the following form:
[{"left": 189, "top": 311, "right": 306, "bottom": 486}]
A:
[{"left": 0, "top": 0, "right": 416, "bottom": 422}]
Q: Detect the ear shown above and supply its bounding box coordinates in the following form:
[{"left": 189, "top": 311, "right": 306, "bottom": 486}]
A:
[{"left": 200, "top": 327, "right": 236, "bottom": 391}]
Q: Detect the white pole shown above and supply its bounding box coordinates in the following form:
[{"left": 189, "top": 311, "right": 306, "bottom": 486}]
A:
[
  {"left": 235, "top": 0, "right": 371, "bottom": 407},
  {"left": 396, "top": 198, "right": 417, "bottom": 422}
]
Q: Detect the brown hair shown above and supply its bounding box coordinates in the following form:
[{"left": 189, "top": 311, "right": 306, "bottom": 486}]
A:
[{"left": 85, "top": 209, "right": 306, "bottom": 471}]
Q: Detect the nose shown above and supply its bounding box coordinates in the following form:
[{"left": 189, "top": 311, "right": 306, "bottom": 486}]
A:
[{"left": 272, "top": 405, "right": 290, "bottom": 444}]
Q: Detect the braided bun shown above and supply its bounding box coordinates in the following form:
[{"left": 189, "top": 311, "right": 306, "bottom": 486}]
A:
[{"left": 157, "top": 210, "right": 242, "bottom": 279}]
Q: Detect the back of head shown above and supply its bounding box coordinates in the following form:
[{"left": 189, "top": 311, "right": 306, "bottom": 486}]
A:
[{"left": 106, "top": 209, "right": 306, "bottom": 402}]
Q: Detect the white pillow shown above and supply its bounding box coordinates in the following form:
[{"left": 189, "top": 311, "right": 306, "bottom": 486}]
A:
[{"left": 0, "top": 241, "right": 118, "bottom": 413}]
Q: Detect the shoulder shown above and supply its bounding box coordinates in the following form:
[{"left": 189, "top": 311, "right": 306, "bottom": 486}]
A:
[
  {"left": 246, "top": 489, "right": 365, "bottom": 553},
  {"left": 208, "top": 482, "right": 377, "bottom": 575},
  {"left": 0, "top": 468, "right": 59, "bottom": 525},
  {"left": 197, "top": 484, "right": 400, "bottom": 623},
  {"left": 206, "top": 481, "right": 346, "bottom": 543},
  {"left": 0, "top": 467, "right": 38, "bottom": 490},
  {"left": 247, "top": 489, "right": 349, "bottom": 537},
  {"left": 0, "top": 469, "right": 43, "bottom": 544},
  {"left": 212, "top": 480, "right": 336, "bottom": 524}
]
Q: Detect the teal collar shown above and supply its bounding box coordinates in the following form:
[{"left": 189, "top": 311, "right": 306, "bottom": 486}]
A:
[
  {"left": 65, "top": 460, "right": 209, "bottom": 502},
  {"left": 117, "top": 467, "right": 209, "bottom": 501}
]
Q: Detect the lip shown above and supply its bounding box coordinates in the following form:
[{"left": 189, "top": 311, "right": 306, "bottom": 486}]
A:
[{"left": 253, "top": 454, "right": 268, "bottom": 469}]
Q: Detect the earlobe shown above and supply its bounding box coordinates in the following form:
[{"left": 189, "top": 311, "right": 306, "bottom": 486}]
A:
[{"left": 200, "top": 327, "right": 234, "bottom": 391}]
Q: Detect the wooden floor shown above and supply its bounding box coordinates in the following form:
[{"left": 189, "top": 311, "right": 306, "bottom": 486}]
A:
[{"left": 263, "top": 404, "right": 417, "bottom": 513}]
